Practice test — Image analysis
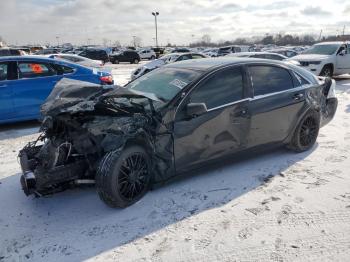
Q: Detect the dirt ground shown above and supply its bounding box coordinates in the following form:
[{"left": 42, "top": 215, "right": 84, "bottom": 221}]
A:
[{"left": 0, "top": 62, "right": 350, "bottom": 262}]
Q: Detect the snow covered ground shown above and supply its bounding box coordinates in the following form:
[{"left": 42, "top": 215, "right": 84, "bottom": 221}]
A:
[{"left": 0, "top": 63, "right": 350, "bottom": 262}]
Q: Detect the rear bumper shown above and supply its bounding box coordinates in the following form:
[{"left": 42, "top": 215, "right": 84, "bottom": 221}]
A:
[{"left": 320, "top": 97, "right": 338, "bottom": 127}]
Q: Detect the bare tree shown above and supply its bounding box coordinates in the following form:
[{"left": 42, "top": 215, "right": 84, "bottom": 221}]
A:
[
  {"left": 0, "top": 35, "right": 6, "bottom": 47},
  {"left": 113, "top": 40, "right": 121, "bottom": 47},
  {"left": 102, "top": 38, "right": 109, "bottom": 47},
  {"left": 130, "top": 36, "right": 142, "bottom": 47},
  {"left": 201, "top": 34, "right": 211, "bottom": 44}
]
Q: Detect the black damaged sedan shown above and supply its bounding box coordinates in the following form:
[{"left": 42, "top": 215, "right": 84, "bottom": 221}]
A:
[{"left": 19, "top": 58, "right": 337, "bottom": 207}]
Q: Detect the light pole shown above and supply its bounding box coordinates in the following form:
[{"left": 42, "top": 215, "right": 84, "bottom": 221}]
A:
[
  {"left": 151, "top": 11, "right": 159, "bottom": 47},
  {"left": 56, "top": 36, "right": 60, "bottom": 47}
]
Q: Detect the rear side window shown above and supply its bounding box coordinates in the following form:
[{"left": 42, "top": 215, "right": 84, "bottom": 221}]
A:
[
  {"left": 0, "top": 63, "right": 8, "bottom": 80},
  {"left": 177, "top": 55, "right": 191, "bottom": 61},
  {"left": 292, "top": 72, "right": 310, "bottom": 87},
  {"left": 51, "top": 63, "right": 74, "bottom": 74},
  {"left": 251, "top": 54, "right": 266, "bottom": 59},
  {"left": 10, "top": 50, "right": 21, "bottom": 55},
  {"left": 189, "top": 67, "right": 244, "bottom": 109},
  {"left": 0, "top": 49, "right": 10, "bottom": 56},
  {"left": 192, "top": 54, "right": 205, "bottom": 59},
  {"left": 249, "top": 65, "right": 294, "bottom": 96},
  {"left": 265, "top": 54, "right": 284, "bottom": 61},
  {"left": 18, "top": 62, "right": 56, "bottom": 79}
]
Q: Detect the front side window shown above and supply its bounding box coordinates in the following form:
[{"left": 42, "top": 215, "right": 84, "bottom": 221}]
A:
[
  {"left": 249, "top": 65, "right": 294, "bottom": 96},
  {"left": 0, "top": 63, "right": 8, "bottom": 81},
  {"left": 18, "top": 62, "right": 56, "bottom": 79},
  {"left": 189, "top": 67, "right": 244, "bottom": 109}
]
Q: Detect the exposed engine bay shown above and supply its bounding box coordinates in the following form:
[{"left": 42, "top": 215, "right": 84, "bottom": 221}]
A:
[{"left": 18, "top": 78, "right": 170, "bottom": 196}]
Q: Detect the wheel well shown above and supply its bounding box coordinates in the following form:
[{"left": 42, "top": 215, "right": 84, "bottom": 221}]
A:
[
  {"left": 124, "top": 137, "right": 153, "bottom": 156},
  {"left": 323, "top": 63, "right": 334, "bottom": 72}
]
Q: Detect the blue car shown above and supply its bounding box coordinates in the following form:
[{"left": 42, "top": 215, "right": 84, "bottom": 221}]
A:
[{"left": 0, "top": 56, "right": 114, "bottom": 124}]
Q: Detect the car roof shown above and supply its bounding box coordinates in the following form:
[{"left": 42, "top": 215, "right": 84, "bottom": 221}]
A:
[
  {"left": 230, "top": 52, "right": 284, "bottom": 56},
  {"left": 0, "top": 55, "right": 58, "bottom": 62},
  {"left": 0, "top": 55, "right": 88, "bottom": 68},
  {"left": 164, "top": 57, "right": 288, "bottom": 71}
]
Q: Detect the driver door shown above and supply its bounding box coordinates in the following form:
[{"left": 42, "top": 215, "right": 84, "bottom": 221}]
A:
[
  {"left": 173, "top": 66, "right": 250, "bottom": 172},
  {"left": 336, "top": 44, "right": 350, "bottom": 74}
]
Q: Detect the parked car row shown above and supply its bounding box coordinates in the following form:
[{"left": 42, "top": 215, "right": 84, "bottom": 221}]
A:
[{"left": 131, "top": 52, "right": 208, "bottom": 79}]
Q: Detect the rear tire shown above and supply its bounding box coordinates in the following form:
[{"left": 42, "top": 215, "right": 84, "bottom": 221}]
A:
[
  {"left": 288, "top": 110, "right": 320, "bottom": 152},
  {"left": 150, "top": 55, "right": 155, "bottom": 60},
  {"left": 320, "top": 65, "right": 333, "bottom": 77},
  {"left": 133, "top": 59, "right": 139, "bottom": 64},
  {"left": 96, "top": 146, "right": 151, "bottom": 208}
]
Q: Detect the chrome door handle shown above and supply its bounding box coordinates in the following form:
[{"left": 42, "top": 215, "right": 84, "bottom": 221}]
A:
[
  {"left": 0, "top": 84, "right": 7, "bottom": 87},
  {"left": 293, "top": 93, "right": 304, "bottom": 100}
]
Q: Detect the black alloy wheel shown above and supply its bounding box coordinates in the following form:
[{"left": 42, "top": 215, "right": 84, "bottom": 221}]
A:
[
  {"left": 288, "top": 110, "right": 320, "bottom": 152},
  {"left": 96, "top": 145, "right": 151, "bottom": 208},
  {"left": 118, "top": 153, "right": 148, "bottom": 201},
  {"left": 299, "top": 116, "right": 318, "bottom": 147}
]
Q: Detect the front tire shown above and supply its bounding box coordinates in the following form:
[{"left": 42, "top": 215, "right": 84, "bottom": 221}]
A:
[
  {"left": 132, "top": 58, "right": 139, "bottom": 64},
  {"left": 96, "top": 146, "right": 151, "bottom": 208},
  {"left": 288, "top": 110, "right": 320, "bottom": 152},
  {"left": 320, "top": 65, "right": 333, "bottom": 77}
]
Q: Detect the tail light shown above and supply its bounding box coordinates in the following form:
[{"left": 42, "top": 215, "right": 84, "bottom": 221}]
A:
[{"left": 100, "top": 75, "right": 113, "bottom": 85}]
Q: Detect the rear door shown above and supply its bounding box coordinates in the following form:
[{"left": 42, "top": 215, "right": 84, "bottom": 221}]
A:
[
  {"left": 11, "top": 61, "right": 61, "bottom": 118},
  {"left": 0, "top": 61, "right": 15, "bottom": 121},
  {"left": 173, "top": 66, "right": 250, "bottom": 172},
  {"left": 247, "top": 64, "right": 306, "bottom": 147}
]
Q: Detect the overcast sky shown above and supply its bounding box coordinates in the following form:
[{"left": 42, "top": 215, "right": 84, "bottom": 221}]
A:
[{"left": 0, "top": 0, "right": 349, "bottom": 46}]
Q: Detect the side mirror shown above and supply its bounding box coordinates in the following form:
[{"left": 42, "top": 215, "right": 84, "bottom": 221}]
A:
[
  {"left": 186, "top": 103, "right": 207, "bottom": 117},
  {"left": 339, "top": 49, "right": 346, "bottom": 56}
]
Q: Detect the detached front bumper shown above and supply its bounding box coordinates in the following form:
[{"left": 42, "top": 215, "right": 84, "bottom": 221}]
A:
[
  {"left": 18, "top": 146, "right": 87, "bottom": 196},
  {"left": 19, "top": 148, "right": 39, "bottom": 195}
]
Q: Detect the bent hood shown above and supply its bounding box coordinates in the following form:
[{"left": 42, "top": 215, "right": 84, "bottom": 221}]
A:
[{"left": 41, "top": 78, "right": 161, "bottom": 117}]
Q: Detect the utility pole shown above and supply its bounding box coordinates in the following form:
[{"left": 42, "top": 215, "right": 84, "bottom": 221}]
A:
[
  {"left": 151, "top": 11, "right": 159, "bottom": 47},
  {"left": 318, "top": 29, "right": 323, "bottom": 41},
  {"left": 343, "top": 25, "right": 346, "bottom": 36},
  {"left": 132, "top": 36, "right": 136, "bottom": 48}
]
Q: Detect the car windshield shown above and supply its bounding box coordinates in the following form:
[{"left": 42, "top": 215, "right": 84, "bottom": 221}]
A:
[
  {"left": 303, "top": 44, "right": 340, "bottom": 55},
  {"left": 125, "top": 67, "right": 201, "bottom": 103}
]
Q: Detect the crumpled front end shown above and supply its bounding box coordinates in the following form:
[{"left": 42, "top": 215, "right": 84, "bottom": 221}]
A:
[
  {"left": 18, "top": 112, "right": 153, "bottom": 196},
  {"left": 18, "top": 78, "right": 159, "bottom": 197}
]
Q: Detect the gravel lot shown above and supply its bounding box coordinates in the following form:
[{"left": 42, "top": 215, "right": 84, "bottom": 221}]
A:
[{"left": 0, "top": 62, "right": 350, "bottom": 262}]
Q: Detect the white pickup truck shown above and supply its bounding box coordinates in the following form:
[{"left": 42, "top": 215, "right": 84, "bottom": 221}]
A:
[{"left": 290, "top": 41, "right": 350, "bottom": 77}]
